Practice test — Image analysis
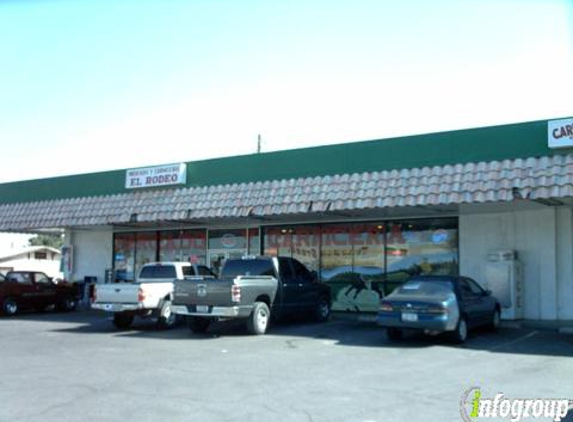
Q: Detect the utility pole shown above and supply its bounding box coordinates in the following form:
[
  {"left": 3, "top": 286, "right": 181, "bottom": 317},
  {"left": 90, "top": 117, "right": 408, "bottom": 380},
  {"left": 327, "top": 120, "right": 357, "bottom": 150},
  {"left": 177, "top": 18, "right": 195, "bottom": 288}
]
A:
[{"left": 257, "top": 134, "right": 262, "bottom": 154}]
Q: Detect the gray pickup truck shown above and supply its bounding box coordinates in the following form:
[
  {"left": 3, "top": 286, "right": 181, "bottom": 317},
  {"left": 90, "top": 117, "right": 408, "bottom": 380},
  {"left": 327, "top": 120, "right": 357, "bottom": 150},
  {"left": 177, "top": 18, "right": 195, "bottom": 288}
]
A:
[{"left": 171, "top": 256, "right": 331, "bottom": 335}]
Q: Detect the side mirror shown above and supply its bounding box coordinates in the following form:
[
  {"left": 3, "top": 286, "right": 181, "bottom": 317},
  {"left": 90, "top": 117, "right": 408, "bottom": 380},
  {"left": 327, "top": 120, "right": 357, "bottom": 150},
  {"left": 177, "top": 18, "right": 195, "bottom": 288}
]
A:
[
  {"left": 484, "top": 289, "right": 492, "bottom": 296},
  {"left": 309, "top": 270, "right": 319, "bottom": 282}
]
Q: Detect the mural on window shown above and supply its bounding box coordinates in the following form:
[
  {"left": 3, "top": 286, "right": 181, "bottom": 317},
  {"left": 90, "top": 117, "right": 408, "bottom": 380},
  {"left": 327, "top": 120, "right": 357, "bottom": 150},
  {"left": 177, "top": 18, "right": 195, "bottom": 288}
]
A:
[
  {"left": 263, "top": 218, "right": 458, "bottom": 313},
  {"left": 321, "top": 224, "right": 386, "bottom": 312}
]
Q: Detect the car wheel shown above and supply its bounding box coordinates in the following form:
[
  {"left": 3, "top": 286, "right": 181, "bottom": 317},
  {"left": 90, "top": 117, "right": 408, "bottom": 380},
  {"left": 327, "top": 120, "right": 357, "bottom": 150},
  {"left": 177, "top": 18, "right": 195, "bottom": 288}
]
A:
[
  {"left": 189, "top": 317, "right": 210, "bottom": 333},
  {"left": 452, "top": 316, "right": 468, "bottom": 343},
  {"left": 157, "top": 301, "right": 176, "bottom": 330},
  {"left": 314, "top": 297, "right": 331, "bottom": 322},
  {"left": 247, "top": 301, "right": 270, "bottom": 335},
  {"left": 489, "top": 308, "right": 501, "bottom": 331},
  {"left": 386, "top": 328, "right": 403, "bottom": 341},
  {"left": 2, "top": 297, "right": 18, "bottom": 316},
  {"left": 112, "top": 313, "right": 134, "bottom": 330},
  {"left": 57, "top": 296, "right": 77, "bottom": 312}
]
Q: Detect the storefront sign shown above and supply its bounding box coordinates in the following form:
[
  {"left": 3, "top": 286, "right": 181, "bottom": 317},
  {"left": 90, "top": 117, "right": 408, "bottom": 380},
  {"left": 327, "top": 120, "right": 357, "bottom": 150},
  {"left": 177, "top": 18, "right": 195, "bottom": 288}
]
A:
[
  {"left": 125, "top": 163, "right": 187, "bottom": 189},
  {"left": 221, "top": 233, "right": 237, "bottom": 248},
  {"left": 548, "top": 118, "right": 573, "bottom": 149}
]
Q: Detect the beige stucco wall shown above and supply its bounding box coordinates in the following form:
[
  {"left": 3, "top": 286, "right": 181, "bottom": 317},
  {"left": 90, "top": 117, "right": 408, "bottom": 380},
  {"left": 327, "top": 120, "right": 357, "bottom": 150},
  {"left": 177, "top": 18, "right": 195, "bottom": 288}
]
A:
[
  {"left": 460, "top": 207, "right": 573, "bottom": 321},
  {"left": 64, "top": 228, "right": 113, "bottom": 283}
]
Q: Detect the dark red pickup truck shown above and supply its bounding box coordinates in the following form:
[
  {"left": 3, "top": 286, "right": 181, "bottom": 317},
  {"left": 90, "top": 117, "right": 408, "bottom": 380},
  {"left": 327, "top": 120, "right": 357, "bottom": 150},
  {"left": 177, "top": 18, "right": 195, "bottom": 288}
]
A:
[{"left": 0, "top": 271, "right": 79, "bottom": 316}]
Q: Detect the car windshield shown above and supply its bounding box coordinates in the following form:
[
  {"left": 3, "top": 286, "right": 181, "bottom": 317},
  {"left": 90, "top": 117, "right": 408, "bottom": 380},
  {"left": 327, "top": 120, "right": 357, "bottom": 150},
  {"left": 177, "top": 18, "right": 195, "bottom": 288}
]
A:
[{"left": 396, "top": 280, "right": 454, "bottom": 296}]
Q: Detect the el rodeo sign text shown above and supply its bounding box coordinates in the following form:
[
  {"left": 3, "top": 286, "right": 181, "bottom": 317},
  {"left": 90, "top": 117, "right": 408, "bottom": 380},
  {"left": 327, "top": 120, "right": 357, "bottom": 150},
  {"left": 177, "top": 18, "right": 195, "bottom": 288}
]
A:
[{"left": 126, "top": 163, "right": 187, "bottom": 189}]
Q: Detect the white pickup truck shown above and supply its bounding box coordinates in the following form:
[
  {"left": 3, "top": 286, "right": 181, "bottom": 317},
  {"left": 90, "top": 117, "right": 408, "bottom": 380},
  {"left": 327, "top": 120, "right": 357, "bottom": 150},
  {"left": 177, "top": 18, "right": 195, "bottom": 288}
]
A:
[{"left": 92, "top": 262, "right": 215, "bottom": 329}]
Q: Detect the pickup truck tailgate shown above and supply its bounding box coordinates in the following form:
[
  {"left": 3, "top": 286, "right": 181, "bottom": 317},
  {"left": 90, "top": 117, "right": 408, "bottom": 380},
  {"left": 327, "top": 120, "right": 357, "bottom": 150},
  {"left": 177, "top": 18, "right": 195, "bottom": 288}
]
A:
[
  {"left": 173, "top": 280, "right": 235, "bottom": 307},
  {"left": 95, "top": 284, "right": 139, "bottom": 304}
]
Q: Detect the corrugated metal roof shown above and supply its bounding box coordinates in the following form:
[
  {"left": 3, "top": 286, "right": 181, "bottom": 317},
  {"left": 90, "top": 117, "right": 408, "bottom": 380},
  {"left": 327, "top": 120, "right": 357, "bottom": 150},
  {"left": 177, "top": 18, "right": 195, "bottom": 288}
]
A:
[{"left": 0, "top": 154, "right": 571, "bottom": 230}]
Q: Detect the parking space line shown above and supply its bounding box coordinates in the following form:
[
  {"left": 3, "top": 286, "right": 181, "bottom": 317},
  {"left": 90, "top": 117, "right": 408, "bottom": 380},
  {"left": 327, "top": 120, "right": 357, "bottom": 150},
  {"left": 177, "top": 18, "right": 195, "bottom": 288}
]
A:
[{"left": 489, "top": 330, "right": 538, "bottom": 351}]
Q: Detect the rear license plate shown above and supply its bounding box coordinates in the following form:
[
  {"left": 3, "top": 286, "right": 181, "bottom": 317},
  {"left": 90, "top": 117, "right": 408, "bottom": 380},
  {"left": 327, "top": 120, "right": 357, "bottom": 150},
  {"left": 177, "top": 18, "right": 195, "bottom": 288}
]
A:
[
  {"left": 112, "top": 304, "right": 123, "bottom": 312},
  {"left": 402, "top": 312, "right": 418, "bottom": 322},
  {"left": 196, "top": 305, "right": 209, "bottom": 313}
]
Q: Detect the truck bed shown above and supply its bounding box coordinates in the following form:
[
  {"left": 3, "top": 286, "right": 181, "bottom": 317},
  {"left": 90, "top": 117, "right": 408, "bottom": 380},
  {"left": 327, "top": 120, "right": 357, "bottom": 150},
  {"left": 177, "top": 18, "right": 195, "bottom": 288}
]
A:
[
  {"left": 94, "top": 283, "right": 140, "bottom": 305},
  {"left": 172, "top": 276, "right": 278, "bottom": 318}
]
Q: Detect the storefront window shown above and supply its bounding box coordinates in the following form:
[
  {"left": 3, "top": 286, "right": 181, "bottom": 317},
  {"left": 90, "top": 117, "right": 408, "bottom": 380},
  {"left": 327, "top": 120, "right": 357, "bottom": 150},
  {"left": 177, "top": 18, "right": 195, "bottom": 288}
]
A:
[
  {"left": 263, "top": 226, "right": 320, "bottom": 272},
  {"left": 159, "top": 230, "right": 207, "bottom": 264},
  {"left": 264, "top": 227, "right": 292, "bottom": 257},
  {"left": 208, "top": 229, "right": 257, "bottom": 275},
  {"left": 291, "top": 226, "right": 320, "bottom": 271},
  {"left": 263, "top": 218, "right": 458, "bottom": 313},
  {"left": 247, "top": 228, "right": 260, "bottom": 255},
  {"left": 181, "top": 230, "right": 207, "bottom": 264},
  {"left": 159, "top": 231, "right": 180, "bottom": 262},
  {"left": 111, "top": 218, "right": 458, "bottom": 313},
  {"left": 321, "top": 224, "right": 386, "bottom": 312},
  {"left": 386, "top": 219, "right": 458, "bottom": 287},
  {"left": 135, "top": 232, "right": 157, "bottom": 277},
  {"left": 113, "top": 233, "right": 136, "bottom": 282}
]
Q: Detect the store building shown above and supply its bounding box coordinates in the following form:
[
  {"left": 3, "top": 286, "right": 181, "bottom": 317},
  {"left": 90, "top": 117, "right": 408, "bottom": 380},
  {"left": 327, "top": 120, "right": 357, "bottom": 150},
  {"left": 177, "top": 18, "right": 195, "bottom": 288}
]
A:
[{"left": 0, "top": 117, "right": 572, "bottom": 319}]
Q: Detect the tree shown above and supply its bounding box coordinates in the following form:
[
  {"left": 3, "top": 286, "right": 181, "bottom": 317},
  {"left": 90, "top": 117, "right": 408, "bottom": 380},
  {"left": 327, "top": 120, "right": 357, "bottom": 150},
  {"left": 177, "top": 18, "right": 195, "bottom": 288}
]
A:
[{"left": 29, "top": 234, "right": 63, "bottom": 249}]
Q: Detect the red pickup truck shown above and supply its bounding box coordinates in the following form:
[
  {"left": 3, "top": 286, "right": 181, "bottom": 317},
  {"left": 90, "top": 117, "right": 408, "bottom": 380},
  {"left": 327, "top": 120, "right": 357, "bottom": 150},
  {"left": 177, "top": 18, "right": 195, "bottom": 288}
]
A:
[{"left": 0, "top": 271, "right": 79, "bottom": 316}]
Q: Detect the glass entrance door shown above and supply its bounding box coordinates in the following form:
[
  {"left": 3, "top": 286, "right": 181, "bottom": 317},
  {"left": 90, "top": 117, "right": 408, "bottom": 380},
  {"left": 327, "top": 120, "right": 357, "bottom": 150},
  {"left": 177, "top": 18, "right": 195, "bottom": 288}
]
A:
[
  {"left": 208, "top": 250, "right": 245, "bottom": 276},
  {"left": 207, "top": 229, "right": 261, "bottom": 275}
]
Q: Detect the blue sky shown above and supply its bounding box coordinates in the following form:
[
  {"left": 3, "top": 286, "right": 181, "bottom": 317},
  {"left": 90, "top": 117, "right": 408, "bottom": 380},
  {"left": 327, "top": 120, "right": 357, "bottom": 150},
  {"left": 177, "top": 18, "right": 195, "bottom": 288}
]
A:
[{"left": 0, "top": 0, "right": 571, "bottom": 182}]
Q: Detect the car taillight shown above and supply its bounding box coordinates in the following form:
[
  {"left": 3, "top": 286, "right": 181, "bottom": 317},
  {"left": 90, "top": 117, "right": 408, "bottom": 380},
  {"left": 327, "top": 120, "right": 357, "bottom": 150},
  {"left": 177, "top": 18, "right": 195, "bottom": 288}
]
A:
[
  {"left": 137, "top": 288, "right": 145, "bottom": 303},
  {"left": 231, "top": 285, "right": 241, "bottom": 303},
  {"left": 380, "top": 303, "right": 393, "bottom": 312}
]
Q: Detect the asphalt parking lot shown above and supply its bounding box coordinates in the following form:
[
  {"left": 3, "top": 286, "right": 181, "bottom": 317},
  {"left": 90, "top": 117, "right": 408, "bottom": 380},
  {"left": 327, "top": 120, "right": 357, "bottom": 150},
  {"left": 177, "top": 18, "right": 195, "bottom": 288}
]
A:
[{"left": 1, "top": 310, "right": 573, "bottom": 422}]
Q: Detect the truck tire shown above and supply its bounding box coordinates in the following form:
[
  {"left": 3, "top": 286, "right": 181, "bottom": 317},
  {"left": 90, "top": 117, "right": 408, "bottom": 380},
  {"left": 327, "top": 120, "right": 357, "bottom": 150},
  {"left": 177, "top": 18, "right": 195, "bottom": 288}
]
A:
[
  {"left": 247, "top": 301, "right": 270, "bottom": 335},
  {"left": 113, "top": 313, "right": 134, "bottom": 329},
  {"left": 314, "top": 297, "right": 331, "bottom": 322},
  {"left": 189, "top": 317, "right": 210, "bottom": 333},
  {"left": 157, "top": 301, "right": 176, "bottom": 330},
  {"left": 2, "top": 297, "right": 18, "bottom": 316},
  {"left": 56, "top": 296, "right": 77, "bottom": 312}
]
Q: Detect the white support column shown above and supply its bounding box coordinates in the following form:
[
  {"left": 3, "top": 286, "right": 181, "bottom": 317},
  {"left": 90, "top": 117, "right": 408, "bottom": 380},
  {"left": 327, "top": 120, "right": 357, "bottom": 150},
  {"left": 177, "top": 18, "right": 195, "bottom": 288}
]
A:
[
  {"left": 557, "top": 208, "right": 573, "bottom": 320},
  {"left": 536, "top": 208, "right": 558, "bottom": 320},
  {"left": 62, "top": 228, "right": 75, "bottom": 282}
]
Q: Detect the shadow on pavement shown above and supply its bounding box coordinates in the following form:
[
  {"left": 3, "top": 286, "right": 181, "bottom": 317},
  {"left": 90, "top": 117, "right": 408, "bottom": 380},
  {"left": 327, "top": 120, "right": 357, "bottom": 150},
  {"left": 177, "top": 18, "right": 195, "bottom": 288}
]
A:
[{"left": 7, "top": 309, "right": 573, "bottom": 357}]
